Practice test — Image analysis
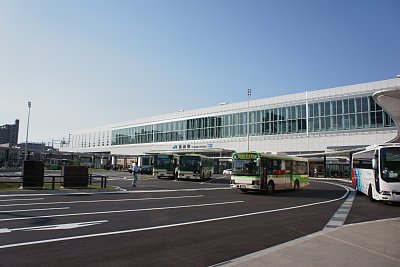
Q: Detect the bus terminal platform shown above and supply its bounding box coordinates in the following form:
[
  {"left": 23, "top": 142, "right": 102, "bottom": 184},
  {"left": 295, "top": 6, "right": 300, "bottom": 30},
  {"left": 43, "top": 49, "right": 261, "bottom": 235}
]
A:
[{"left": 218, "top": 217, "right": 400, "bottom": 267}]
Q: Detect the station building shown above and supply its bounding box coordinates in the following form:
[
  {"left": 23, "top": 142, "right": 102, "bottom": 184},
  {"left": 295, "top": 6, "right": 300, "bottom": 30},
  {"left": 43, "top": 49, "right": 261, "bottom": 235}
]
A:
[{"left": 65, "top": 78, "right": 399, "bottom": 159}]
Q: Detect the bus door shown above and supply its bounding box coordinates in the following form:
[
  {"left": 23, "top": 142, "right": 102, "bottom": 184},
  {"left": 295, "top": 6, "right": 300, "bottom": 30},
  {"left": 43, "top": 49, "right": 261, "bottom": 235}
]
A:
[{"left": 260, "top": 159, "right": 268, "bottom": 189}]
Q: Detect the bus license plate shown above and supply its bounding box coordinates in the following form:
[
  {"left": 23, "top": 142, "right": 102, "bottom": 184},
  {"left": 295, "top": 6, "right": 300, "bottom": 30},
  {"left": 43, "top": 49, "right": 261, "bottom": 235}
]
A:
[{"left": 240, "top": 185, "right": 246, "bottom": 189}]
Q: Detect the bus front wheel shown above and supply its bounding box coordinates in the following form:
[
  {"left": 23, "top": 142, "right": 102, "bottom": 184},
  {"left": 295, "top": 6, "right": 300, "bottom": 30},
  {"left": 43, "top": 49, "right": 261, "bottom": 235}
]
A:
[{"left": 266, "top": 181, "right": 274, "bottom": 194}]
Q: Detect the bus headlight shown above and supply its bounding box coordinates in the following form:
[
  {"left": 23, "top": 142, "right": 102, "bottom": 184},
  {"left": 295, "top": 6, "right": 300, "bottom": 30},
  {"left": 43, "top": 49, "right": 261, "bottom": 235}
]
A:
[
  {"left": 380, "top": 191, "right": 391, "bottom": 196},
  {"left": 231, "top": 180, "right": 235, "bottom": 184}
]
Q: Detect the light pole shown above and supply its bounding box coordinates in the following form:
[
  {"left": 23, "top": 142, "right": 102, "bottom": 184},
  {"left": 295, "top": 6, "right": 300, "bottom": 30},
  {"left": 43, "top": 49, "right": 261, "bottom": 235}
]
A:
[
  {"left": 24, "top": 101, "right": 31, "bottom": 161},
  {"left": 247, "top": 88, "right": 251, "bottom": 151}
]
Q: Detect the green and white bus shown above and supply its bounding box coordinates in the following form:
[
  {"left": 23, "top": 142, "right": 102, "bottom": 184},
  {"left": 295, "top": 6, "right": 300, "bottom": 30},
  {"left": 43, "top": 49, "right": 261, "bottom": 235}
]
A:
[
  {"left": 153, "top": 154, "right": 177, "bottom": 179},
  {"left": 352, "top": 143, "right": 400, "bottom": 202},
  {"left": 176, "top": 154, "right": 213, "bottom": 181},
  {"left": 230, "top": 152, "right": 309, "bottom": 193}
]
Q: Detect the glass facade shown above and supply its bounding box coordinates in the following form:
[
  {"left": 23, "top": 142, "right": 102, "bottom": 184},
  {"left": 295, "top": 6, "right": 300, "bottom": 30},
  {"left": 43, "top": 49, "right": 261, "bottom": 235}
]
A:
[{"left": 108, "top": 96, "right": 394, "bottom": 146}]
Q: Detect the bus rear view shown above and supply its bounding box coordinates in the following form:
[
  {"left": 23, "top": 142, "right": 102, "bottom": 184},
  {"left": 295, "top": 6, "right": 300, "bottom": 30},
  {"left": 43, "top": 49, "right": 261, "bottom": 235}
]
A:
[{"left": 352, "top": 144, "right": 400, "bottom": 202}]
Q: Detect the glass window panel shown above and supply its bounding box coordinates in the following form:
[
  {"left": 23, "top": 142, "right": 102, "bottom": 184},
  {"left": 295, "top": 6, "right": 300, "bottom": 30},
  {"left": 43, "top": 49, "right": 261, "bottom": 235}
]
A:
[
  {"left": 376, "top": 111, "right": 383, "bottom": 127},
  {"left": 325, "top": 102, "right": 331, "bottom": 116},
  {"left": 349, "top": 98, "right": 355, "bottom": 113},
  {"left": 356, "top": 114, "right": 362, "bottom": 128},
  {"left": 337, "top": 100, "right": 343, "bottom": 115},
  {"left": 314, "top": 118, "right": 319, "bottom": 131},
  {"left": 369, "top": 97, "right": 376, "bottom": 111},
  {"left": 314, "top": 103, "right": 319, "bottom": 117},
  {"left": 320, "top": 117, "right": 325, "bottom": 131},
  {"left": 319, "top": 103, "right": 325, "bottom": 116},
  {"left": 308, "top": 118, "right": 313, "bottom": 132},
  {"left": 309, "top": 104, "right": 314, "bottom": 117},
  {"left": 361, "top": 97, "right": 368, "bottom": 112},
  {"left": 338, "top": 115, "right": 343, "bottom": 130},
  {"left": 291, "top": 106, "right": 296, "bottom": 119},
  {"left": 326, "top": 116, "right": 331, "bottom": 130},
  {"left": 362, "top": 113, "right": 369, "bottom": 128},
  {"left": 332, "top": 116, "right": 337, "bottom": 130},
  {"left": 343, "top": 114, "right": 350, "bottom": 130},
  {"left": 350, "top": 114, "right": 356, "bottom": 129},
  {"left": 343, "top": 99, "right": 349, "bottom": 114},
  {"left": 356, "top": 98, "right": 362, "bottom": 113}
]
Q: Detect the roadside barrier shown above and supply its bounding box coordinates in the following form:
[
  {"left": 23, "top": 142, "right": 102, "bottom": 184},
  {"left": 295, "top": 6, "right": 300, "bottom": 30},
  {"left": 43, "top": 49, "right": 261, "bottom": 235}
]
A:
[{"left": 0, "top": 173, "right": 108, "bottom": 190}]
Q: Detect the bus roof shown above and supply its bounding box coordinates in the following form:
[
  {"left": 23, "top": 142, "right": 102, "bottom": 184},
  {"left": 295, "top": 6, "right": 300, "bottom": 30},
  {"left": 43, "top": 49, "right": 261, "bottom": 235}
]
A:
[{"left": 232, "top": 151, "right": 308, "bottom": 162}]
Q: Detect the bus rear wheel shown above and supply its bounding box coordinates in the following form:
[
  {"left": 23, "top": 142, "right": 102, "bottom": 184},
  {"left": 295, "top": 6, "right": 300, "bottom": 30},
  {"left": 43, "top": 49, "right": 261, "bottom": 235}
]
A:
[
  {"left": 368, "top": 185, "right": 376, "bottom": 202},
  {"left": 293, "top": 180, "right": 300, "bottom": 191}
]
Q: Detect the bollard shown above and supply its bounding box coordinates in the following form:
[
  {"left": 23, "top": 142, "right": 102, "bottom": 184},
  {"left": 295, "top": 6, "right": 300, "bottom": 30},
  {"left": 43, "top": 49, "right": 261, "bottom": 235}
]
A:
[{"left": 52, "top": 176, "right": 55, "bottom": 190}]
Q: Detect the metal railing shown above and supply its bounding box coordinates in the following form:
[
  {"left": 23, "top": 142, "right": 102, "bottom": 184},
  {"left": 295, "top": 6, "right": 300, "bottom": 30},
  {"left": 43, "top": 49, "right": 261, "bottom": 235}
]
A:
[{"left": 0, "top": 173, "right": 108, "bottom": 190}]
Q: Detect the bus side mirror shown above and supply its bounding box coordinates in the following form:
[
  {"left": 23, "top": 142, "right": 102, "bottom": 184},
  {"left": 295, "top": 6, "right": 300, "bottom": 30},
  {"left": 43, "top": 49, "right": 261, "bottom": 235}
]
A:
[{"left": 372, "top": 159, "right": 377, "bottom": 170}]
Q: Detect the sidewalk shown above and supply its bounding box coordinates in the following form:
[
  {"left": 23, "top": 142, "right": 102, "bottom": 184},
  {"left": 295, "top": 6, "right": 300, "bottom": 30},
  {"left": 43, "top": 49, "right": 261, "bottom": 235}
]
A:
[{"left": 219, "top": 217, "right": 400, "bottom": 267}]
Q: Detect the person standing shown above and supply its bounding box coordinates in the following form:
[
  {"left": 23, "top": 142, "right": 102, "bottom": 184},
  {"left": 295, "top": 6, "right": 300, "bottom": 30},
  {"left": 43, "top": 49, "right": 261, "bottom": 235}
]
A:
[{"left": 132, "top": 162, "right": 139, "bottom": 187}]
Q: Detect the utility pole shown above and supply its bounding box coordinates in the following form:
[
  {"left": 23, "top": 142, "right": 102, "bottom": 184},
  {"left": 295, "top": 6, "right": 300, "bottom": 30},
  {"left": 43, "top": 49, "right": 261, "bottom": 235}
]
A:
[
  {"left": 24, "top": 101, "right": 31, "bottom": 161},
  {"left": 247, "top": 88, "right": 251, "bottom": 151}
]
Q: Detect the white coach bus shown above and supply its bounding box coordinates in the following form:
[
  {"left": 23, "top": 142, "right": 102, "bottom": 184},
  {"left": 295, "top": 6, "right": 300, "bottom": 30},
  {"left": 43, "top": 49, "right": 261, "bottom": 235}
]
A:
[{"left": 352, "top": 144, "right": 400, "bottom": 202}]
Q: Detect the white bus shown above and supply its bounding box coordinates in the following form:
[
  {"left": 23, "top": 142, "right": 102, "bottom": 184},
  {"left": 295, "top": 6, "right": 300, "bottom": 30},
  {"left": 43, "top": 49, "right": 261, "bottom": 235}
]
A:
[
  {"left": 230, "top": 152, "right": 309, "bottom": 193},
  {"left": 153, "top": 154, "right": 177, "bottom": 179},
  {"left": 176, "top": 154, "right": 213, "bottom": 181},
  {"left": 352, "top": 143, "right": 400, "bottom": 202}
]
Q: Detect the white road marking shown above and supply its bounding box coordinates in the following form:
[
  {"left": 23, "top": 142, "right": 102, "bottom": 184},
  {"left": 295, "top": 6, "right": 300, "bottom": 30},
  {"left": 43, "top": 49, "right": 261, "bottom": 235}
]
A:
[
  {"left": 0, "top": 201, "right": 244, "bottom": 222},
  {"left": 0, "top": 189, "right": 349, "bottom": 249},
  {"left": 0, "top": 220, "right": 108, "bottom": 234},
  {"left": 0, "top": 198, "right": 44, "bottom": 202},
  {"left": 0, "top": 207, "right": 70, "bottom": 213},
  {"left": 0, "top": 187, "right": 230, "bottom": 197},
  {"left": 0, "top": 195, "right": 204, "bottom": 207}
]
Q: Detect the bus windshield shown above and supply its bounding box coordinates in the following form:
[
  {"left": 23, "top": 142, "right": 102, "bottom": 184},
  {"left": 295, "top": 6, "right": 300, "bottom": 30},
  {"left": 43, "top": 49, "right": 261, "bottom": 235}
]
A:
[
  {"left": 154, "top": 156, "right": 174, "bottom": 171},
  {"left": 381, "top": 148, "right": 400, "bottom": 183},
  {"left": 180, "top": 156, "right": 201, "bottom": 173},
  {"left": 232, "top": 159, "right": 259, "bottom": 176}
]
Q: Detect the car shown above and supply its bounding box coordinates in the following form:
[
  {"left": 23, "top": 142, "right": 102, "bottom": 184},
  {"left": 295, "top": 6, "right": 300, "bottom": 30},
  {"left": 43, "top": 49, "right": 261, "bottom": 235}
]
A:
[{"left": 223, "top": 169, "right": 232, "bottom": 176}]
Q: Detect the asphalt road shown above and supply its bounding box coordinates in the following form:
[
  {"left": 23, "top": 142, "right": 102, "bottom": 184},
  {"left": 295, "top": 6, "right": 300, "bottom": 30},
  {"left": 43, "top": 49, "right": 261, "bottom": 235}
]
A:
[{"left": 0, "top": 176, "right": 399, "bottom": 267}]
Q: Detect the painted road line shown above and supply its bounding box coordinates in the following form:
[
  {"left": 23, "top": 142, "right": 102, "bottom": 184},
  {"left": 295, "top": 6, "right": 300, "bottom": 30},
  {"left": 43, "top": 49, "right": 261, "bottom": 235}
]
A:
[
  {"left": 0, "top": 207, "right": 70, "bottom": 213},
  {"left": 0, "top": 187, "right": 230, "bottom": 197},
  {"left": 0, "top": 198, "right": 44, "bottom": 202},
  {"left": 0, "top": 220, "right": 108, "bottom": 234},
  {"left": 324, "top": 185, "right": 355, "bottom": 229},
  {"left": 0, "top": 201, "right": 245, "bottom": 222},
  {"left": 0, "top": 195, "right": 204, "bottom": 207},
  {"left": 0, "top": 190, "right": 348, "bottom": 249}
]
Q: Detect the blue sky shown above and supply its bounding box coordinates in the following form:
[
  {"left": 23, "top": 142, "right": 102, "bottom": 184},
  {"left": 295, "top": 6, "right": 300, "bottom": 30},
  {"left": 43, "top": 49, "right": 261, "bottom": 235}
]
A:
[{"left": 0, "top": 0, "right": 399, "bottom": 144}]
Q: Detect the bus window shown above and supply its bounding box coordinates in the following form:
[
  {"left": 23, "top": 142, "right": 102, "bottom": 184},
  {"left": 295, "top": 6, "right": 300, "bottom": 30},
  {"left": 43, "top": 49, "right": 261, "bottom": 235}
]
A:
[
  {"left": 271, "top": 159, "right": 283, "bottom": 175},
  {"left": 297, "top": 161, "right": 308, "bottom": 175},
  {"left": 285, "top": 161, "right": 291, "bottom": 174},
  {"left": 381, "top": 148, "right": 400, "bottom": 182}
]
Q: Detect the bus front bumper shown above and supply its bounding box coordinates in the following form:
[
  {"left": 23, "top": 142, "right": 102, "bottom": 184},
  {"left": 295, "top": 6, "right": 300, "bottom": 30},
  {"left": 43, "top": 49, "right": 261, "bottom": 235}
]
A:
[
  {"left": 230, "top": 184, "right": 259, "bottom": 190},
  {"left": 380, "top": 191, "right": 400, "bottom": 202}
]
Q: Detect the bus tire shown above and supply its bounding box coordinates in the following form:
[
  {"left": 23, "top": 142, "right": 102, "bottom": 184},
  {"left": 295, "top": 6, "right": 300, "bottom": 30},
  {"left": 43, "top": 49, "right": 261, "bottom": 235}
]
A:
[
  {"left": 266, "top": 181, "right": 274, "bottom": 194},
  {"left": 368, "top": 185, "right": 376, "bottom": 202},
  {"left": 293, "top": 180, "right": 300, "bottom": 191},
  {"left": 157, "top": 175, "right": 161, "bottom": 179}
]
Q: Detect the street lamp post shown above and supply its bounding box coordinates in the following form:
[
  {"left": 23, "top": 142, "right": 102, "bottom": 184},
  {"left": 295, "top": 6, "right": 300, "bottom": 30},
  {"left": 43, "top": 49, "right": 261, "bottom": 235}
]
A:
[
  {"left": 247, "top": 88, "right": 251, "bottom": 151},
  {"left": 25, "top": 101, "right": 32, "bottom": 161}
]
